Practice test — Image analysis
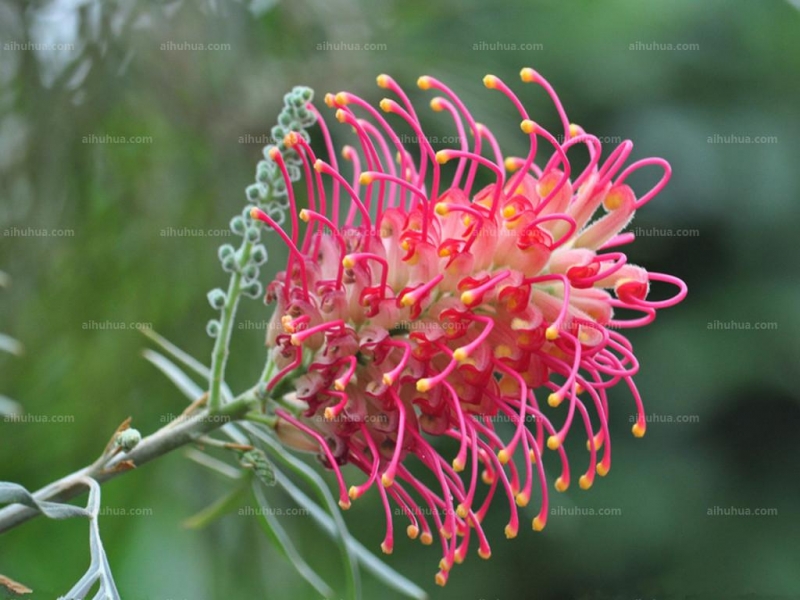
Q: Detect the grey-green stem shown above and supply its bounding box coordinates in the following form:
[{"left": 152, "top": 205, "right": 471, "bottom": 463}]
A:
[
  {"left": 208, "top": 238, "right": 254, "bottom": 413},
  {"left": 0, "top": 393, "right": 256, "bottom": 535}
]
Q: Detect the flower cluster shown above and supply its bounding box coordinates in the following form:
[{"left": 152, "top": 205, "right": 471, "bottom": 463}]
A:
[{"left": 251, "top": 69, "right": 687, "bottom": 586}]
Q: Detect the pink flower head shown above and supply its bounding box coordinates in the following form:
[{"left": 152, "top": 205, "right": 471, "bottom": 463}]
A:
[{"left": 251, "top": 69, "right": 687, "bottom": 586}]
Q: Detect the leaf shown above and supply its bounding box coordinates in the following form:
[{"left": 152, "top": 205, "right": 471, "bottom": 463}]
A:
[
  {"left": 251, "top": 479, "right": 335, "bottom": 599},
  {"left": 184, "top": 448, "right": 243, "bottom": 481},
  {"left": 0, "top": 574, "right": 32, "bottom": 596},
  {"left": 141, "top": 329, "right": 233, "bottom": 400},
  {"left": 142, "top": 349, "right": 204, "bottom": 402},
  {"left": 263, "top": 457, "right": 429, "bottom": 600},
  {"left": 0, "top": 482, "right": 89, "bottom": 520},
  {"left": 0, "top": 396, "right": 22, "bottom": 417},
  {"left": 0, "top": 334, "right": 23, "bottom": 357},
  {"left": 182, "top": 478, "right": 249, "bottom": 530},
  {"left": 244, "top": 424, "right": 362, "bottom": 600},
  {"left": 203, "top": 421, "right": 426, "bottom": 599},
  {"left": 0, "top": 479, "right": 120, "bottom": 600},
  {"left": 243, "top": 424, "right": 427, "bottom": 599}
]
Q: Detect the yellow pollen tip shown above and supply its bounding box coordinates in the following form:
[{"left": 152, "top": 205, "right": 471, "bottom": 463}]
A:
[
  {"left": 348, "top": 486, "right": 360, "bottom": 500},
  {"left": 338, "top": 499, "right": 351, "bottom": 510},
  {"left": 453, "top": 347, "right": 468, "bottom": 362},
  {"left": 249, "top": 207, "right": 262, "bottom": 220},
  {"left": 335, "top": 109, "right": 347, "bottom": 123},
  {"left": 502, "top": 205, "right": 517, "bottom": 219},
  {"left": 376, "top": 74, "right": 390, "bottom": 88},
  {"left": 460, "top": 291, "right": 476, "bottom": 306},
  {"left": 435, "top": 150, "right": 450, "bottom": 164},
  {"left": 440, "top": 526, "right": 452, "bottom": 540},
  {"left": 430, "top": 98, "right": 444, "bottom": 112},
  {"left": 381, "top": 473, "right": 394, "bottom": 487},
  {"left": 575, "top": 384, "right": 584, "bottom": 395},
  {"left": 289, "top": 334, "right": 301, "bottom": 346},
  {"left": 504, "top": 524, "right": 518, "bottom": 539},
  {"left": 416, "top": 378, "right": 432, "bottom": 393},
  {"left": 268, "top": 147, "right": 281, "bottom": 160},
  {"left": 483, "top": 74, "right": 499, "bottom": 89},
  {"left": 380, "top": 542, "right": 392, "bottom": 554},
  {"left": 481, "top": 470, "right": 493, "bottom": 484},
  {"left": 323, "top": 93, "right": 335, "bottom": 108},
  {"left": 283, "top": 132, "right": 299, "bottom": 147},
  {"left": 579, "top": 475, "right": 593, "bottom": 490},
  {"left": 434, "top": 202, "right": 449, "bottom": 216},
  {"left": 435, "top": 573, "right": 446, "bottom": 587},
  {"left": 510, "top": 318, "right": 529, "bottom": 331},
  {"left": 298, "top": 209, "right": 310, "bottom": 223},
  {"left": 529, "top": 449, "right": 537, "bottom": 464},
  {"left": 452, "top": 458, "right": 465, "bottom": 472},
  {"left": 342, "top": 256, "right": 356, "bottom": 269},
  {"left": 454, "top": 550, "right": 464, "bottom": 564},
  {"left": 545, "top": 326, "right": 559, "bottom": 341},
  {"left": 379, "top": 98, "right": 393, "bottom": 113},
  {"left": 569, "top": 123, "right": 582, "bottom": 138},
  {"left": 505, "top": 157, "right": 520, "bottom": 172},
  {"left": 532, "top": 516, "right": 546, "bottom": 531},
  {"left": 548, "top": 392, "right": 562, "bottom": 408},
  {"left": 520, "top": 67, "right": 538, "bottom": 83},
  {"left": 597, "top": 463, "right": 609, "bottom": 477},
  {"left": 547, "top": 436, "right": 561, "bottom": 451},
  {"left": 333, "top": 379, "right": 346, "bottom": 392},
  {"left": 417, "top": 75, "right": 432, "bottom": 90},
  {"left": 605, "top": 191, "right": 624, "bottom": 210},
  {"left": 406, "top": 524, "right": 419, "bottom": 539},
  {"left": 382, "top": 373, "right": 394, "bottom": 386},
  {"left": 516, "top": 492, "right": 530, "bottom": 507},
  {"left": 359, "top": 172, "right": 375, "bottom": 186},
  {"left": 495, "top": 345, "right": 513, "bottom": 359},
  {"left": 313, "top": 159, "right": 324, "bottom": 173},
  {"left": 478, "top": 548, "right": 491, "bottom": 560},
  {"left": 520, "top": 119, "right": 537, "bottom": 134},
  {"left": 632, "top": 422, "right": 646, "bottom": 438},
  {"left": 439, "top": 558, "right": 451, "bottom": 572},
  {"left": 497, "top": 449, "right": 511, "bottom": 464},
  {"left": 420, "top": 532, "right": 433, "bottom": 545},
  {"left": 555, "top": 477, "right": 568, "bottom": 492},
  {"left": 456, "top": 504, "right": 468, "bottom": 519},
  {"left": 323, "top": 407, "right": 335, "bottom": 420},
  {"left": 334, "top": 91, "right": 348, "bottom": 106}
]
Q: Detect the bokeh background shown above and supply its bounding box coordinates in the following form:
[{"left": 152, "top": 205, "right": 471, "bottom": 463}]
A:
[{"left": 1, "top": 0, "right": 799, "bottom": 598}]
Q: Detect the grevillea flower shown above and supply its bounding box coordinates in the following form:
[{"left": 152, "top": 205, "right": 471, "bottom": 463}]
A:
[{"left": 250, "top": 69, "right": 687, "bottom": 586}]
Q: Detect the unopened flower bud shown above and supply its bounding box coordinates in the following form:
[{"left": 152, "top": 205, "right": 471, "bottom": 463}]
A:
[
  {"left": 207, "top": 288, "right": 226, "bottom": 310},
  {"left": 115, "top": 428, "right": 141, "bottom": 452},
  {"left": 206, "top": 319, "right": 221, "bottom": 338},
  {"left": 230, "top": 216, "right": 245, "bottom": 235}
]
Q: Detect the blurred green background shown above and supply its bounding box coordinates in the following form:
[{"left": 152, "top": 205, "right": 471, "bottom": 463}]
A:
[{"left": 1, "top": 0, "right": 799, "bottom": 598}]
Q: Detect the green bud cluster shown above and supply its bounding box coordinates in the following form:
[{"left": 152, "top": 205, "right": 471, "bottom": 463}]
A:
[
  {"left": 238, "top": 448, "right": 276, "bottom": 487},
  {"left": 207, "top": 86, "right": 314, "bottom": 339},
  {"left": 245, "top": 86, "right": 316, "bottom": 219}
]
